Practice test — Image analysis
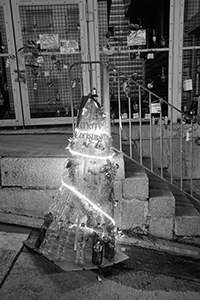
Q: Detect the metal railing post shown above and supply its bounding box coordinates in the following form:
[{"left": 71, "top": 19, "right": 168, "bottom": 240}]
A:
[
  {"left": 139, "top": 86, "right": 142, "bottom": 164},
  {"left": 159, "top": 102, "right": 163, "bottom": 178},
  {"left": 190, "top": 121, "right": 194, "bottom": 196},
  {"left": 128, "top": 95, "right": 132, "bottom": 158},
  {"left": 180, "top": 115, "right": 183, "bottom": 190},
  {"left": 117, "top": 73, "right": 122, "bottom": 152},
  {"left": 170, "top": 106, "right": 173, "bottom": 184},
  {"left": 149, "top": 93, "right": 153, "bottom": 171},
  {"left": 102, "top": 64, "right": 111, "bottom": 136},
  {"left": 68, "top": 66, "right": 75, "bottom": 135}
]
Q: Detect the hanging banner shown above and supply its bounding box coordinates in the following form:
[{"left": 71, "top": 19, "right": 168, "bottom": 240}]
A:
[{"left": 127, "top": 30, "right": 146, "bottom": 46}]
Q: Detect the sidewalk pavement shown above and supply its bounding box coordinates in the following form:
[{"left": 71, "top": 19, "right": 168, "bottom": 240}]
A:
[{"left": 0, "top": 223, "right": 200, "bottom": 300}]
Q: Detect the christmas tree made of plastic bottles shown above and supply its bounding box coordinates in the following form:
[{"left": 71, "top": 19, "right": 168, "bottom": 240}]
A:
[{"left": 31, "top": 92, "right": 128, "bottom": 270}]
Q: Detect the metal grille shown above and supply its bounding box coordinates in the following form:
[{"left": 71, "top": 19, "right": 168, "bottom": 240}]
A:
[
  {"left": 98, "top": 0, "right": 108, "bottom": 51},
  {"left": 182, "top": 0, "right": 200, "bottom": 115},
  {"left": 0, "top": 6, "right": 15, "bottom": 120},
  {"left": 99, "top": 0, "right": 169, "bottom": 120},
  {"left": 98, "top": 0, "right": 109, "bottom": 101},
  {"left": 19, "top": 4, "right": 81, "bottom": 118}
]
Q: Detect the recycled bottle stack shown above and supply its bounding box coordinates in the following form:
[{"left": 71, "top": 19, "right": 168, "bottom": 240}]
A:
[{"left": 25, "top": 91, "right": 128, "bottom": 271}]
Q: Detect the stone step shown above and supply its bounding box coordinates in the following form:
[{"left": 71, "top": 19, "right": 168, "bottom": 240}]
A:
[
  {"left": 0, "top": 212, "right": 43, "bottom": 229},
  {"left": 141, "top": 156, "right": 200, "bottom": 238},
  {"left": 0, "top": 187, "right": 56, "bottom": 218},
  {"left": 114, "top": 141, "right": 149, "bottom": 200},
  {"left": 168, "top": 183, "right": 200, "bottom": 237},
  {"left": 113, "top": 155, "right": 149, "bottom": 232},
  {"left": 142, "top": 156, "right": 175, "bottom": 240},
  {"left": 159, "top": 167, "right": 200, "bottom": 237},
  {"left": 113, "top": 155, "right": 176, "bottom": 239},
  {"left": 0, "top": 143, "right": 149, "bottom": 231},
  {"left": 187, "top": 194, "right": 200, "bottom": 214},
  {"left": 0, "top": 150, "right": 125, "bottom": 226},
  {"left": 146, "top": 170, "right": 175, "bottom": 240},
  {"left": 123, "top": 156, "right": 149, "bottom": 200},
  {"left": 0, "top": 151, "right": 125, "bottom": 189}
]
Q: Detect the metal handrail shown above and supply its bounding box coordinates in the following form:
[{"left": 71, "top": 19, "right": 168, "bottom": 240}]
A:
[{"left": 112, "top": 68, "right": 199, "bottom": 202}]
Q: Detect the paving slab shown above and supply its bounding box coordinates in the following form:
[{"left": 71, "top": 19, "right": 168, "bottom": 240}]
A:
[
  {"left": 0, "top": 228, "right": 30, "bottom": 287},
  {"left": 0, "top": 212, "right": 43, "bottom": 228},
  {"left": 0, "top": 240, "right": 200, "bottom": 300}
]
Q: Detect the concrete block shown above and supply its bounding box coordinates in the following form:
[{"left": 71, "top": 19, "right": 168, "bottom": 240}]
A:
[
  {"left": 122, "top": 156, "right": 149, "bottom": 200},
  {"left": 148, "top": 189, "right": 175, "bottom": 218},
  {"left": 0, "top": 187, "right": 56, "bottom": 217},
  {"left": 123, "top": 176, "right": 148, "bottom": 200},
  {"left": 172, "top": 185, "right": 200, "bottom": 236},
  {"left": 113, "top": 180, "right": 122, "bottom": 200},
  {"left": 121, "top": 198, "right": 148, "bottom": 230},
  {"left": 175, "top": 216, "right": 200, "bottom": 236},
  {"left": 1, "top": 157, "right": 66, "bottom": 188},
  {"left": 149, "top": 217, "right": 174, "bottom": 239},
  {"left": 112, "top": 152, "right": 125, "bottom": 179},
  {"left": 1, "top": 153, "right": 124, "bottom": 188}
]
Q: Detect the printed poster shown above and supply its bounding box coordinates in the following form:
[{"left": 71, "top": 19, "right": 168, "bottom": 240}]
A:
[
  {"left": 39, "top": 34, "right": 59, "bottom": 50},
  {"left": 127, "top": 30, "right": 146, "bottom": 46}
]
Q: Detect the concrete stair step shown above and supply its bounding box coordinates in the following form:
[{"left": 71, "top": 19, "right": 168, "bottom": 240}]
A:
[
  {"left": 2, "top": 131, "right": 199, "bottom": 239},
  {"left": 112, "top": 153, "right": 149, "bottom": 233},
  {"left": 142, "top": 157, "right": 175, "bottom": 239},
  {"left": 142, "top": 156, "right": 200, "bottom": 237},
  {"left": 123, "top": 155, "right": 149, "bottom": 200},
  {"left": 173, "top": 179, "right": 200, "bottom": 213},
  {"left": 0, "top": 187, "right": 56, "bottom": 219},
  {"left": 112, "top": 136, "right": 149, "bottom": 200},
  {"left": 115, "top": 145, "right": 176, "bottom": 239},
  {"left": 0, "top": 148, "right": 125, "bottom": 226},
  {"left": 147, "top": 172, "right": 176, "bottom": 218},
  {"left": 167, "top": 183, "right": 200, "bottom": 237},
  {"left": 0, "top": 212, "right": 43, "bottom": 228},
  {"left": 119, "top": 142, "right": 149, "bottom": 200},
  {"left": 160, "top": 167, "right": 200, "bottom": 237},
  {"left": 0, "top": 151, "right": 125, "bottom": 188},
  {"left": 187, "top": 194, "right": 200, "bottom": 214}
]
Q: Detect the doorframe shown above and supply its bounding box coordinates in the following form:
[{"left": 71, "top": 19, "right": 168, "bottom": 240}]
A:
[
  {"left": 0, "top": 0, "right": 24, "bottom": 127},
  {"left": 86, "top": 0, "right": 101, "bottom": 101},
  {"left": 10, "top": 0, "right": 91, "bottom": 126},
  {"left": 168, "top": 0, "right": 185, "bottom": 122}
]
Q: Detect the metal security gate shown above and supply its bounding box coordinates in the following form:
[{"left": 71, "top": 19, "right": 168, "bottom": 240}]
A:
[
  {"left": 0, "top": 0, "right": 23, "bottom": 127},
  {"left": 8, "top": 0, "right": 90, "bottom": 126}
]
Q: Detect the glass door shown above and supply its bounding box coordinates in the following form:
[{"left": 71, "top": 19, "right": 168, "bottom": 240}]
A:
[{"left": 11, "top": 0, "right": 89, "bottom": 126}]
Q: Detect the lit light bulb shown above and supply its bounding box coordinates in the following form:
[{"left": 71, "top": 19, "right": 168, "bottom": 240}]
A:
[{"left": 152, "top": 29, "right": 156, "bottom": 44}]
